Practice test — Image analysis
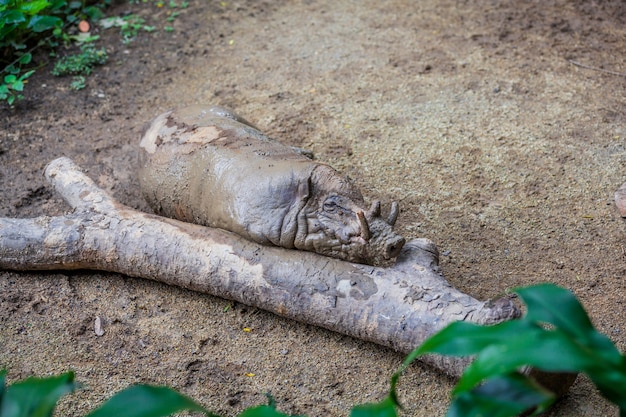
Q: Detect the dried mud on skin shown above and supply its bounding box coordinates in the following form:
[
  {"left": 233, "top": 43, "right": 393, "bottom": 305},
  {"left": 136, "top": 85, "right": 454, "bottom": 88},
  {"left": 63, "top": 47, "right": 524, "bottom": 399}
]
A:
[{"left": 1, "top": 0, "right": 626, "bottom": 416}]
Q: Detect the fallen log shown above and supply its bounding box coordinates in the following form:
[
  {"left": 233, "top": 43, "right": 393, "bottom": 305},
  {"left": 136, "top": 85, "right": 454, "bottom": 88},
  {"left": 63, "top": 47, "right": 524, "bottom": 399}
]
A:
[{"left": 0, "top": 157, "right": 574, "bottom": 394}]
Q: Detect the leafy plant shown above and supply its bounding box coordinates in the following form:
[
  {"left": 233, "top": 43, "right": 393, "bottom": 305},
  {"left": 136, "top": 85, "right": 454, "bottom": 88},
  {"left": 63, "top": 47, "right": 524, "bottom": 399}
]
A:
[
  {"left": 1, "top": 0, "right": 191, "bottom": 104},
  {"left": 99, "top": 14, "right": 155, "bottom": 44},
  {"left": 0, "top": 0, "right": 63, "bottom": 51},
  {"left": 355, "top": 283, "right": 626, "bottom": 417},
  {"left": 0, "top": 65, "right": 34, "bottom": 105},
  {"left": 69, "top": 74, "right": 85, "bottom": 89},
  {"left": 0, "top": 370, "right": 215, "bottom": 417},
  {"left": 51, "top": 42, "right": 107, "bottom": 76},
  {"left": 0, "top": 0, "right": 110, "bottom": 105}
]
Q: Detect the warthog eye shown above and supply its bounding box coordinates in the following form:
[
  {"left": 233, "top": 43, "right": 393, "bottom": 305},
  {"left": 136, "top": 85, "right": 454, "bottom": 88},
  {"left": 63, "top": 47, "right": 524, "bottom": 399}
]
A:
[
  {"left": 323, "top": 200, "right": 337, "bottom": 212},
  {"left": 323, "top": 196, "right": 351, "bottom": 218}
]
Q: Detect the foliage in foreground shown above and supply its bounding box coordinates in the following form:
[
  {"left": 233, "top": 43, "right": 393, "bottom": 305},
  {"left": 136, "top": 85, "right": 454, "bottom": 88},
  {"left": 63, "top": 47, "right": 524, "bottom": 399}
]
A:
[
  {"left": 356, "top": 283, "right": 626, "bottom": 417},
  {"left": 0, "top": 0, "right": 109, "bottom": 103},
  {"left": 1, "top": 284, "right": 625, "bottom": 417},
  {"left": 1, "top": 0, "right": 188, "bottom": 104}
]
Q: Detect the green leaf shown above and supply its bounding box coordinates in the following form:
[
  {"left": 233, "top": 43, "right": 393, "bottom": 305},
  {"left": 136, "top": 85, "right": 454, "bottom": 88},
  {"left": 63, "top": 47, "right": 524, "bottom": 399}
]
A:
[
  {"left": 83, "top": 5, "right": 103, "bottom": 21},
  {"left": 238, "top": 404, "right": 296, "bottom": 417},
  {"left": 236, "top": 395, "right": 302, "bottom": 417},
  {"left": 27, "top": 15, "right": 62, "bottom": 32},
  {"left": 3, "top": 74, "right": 16, "bottom": 83},
  {"left": 453, "top": 329, "right": 597, "bottom": 394},
  {"left": 18, "top": 70, "right": 35, "bottom": 81},
  {"left": 18, "top": 52, "right": 32, "bottom": 64},
  {"left": 517, "top": 284, "right": 594, "bottom": 337},
  {"left": 4, "top": 64, "right": 19, "bottom": 74},
  {"left": 18, "top": 0, "right": 50, "bottom": 15},
  {"left": 447, "top": 373, "right": 555, "bottom": 417},
  {"left": 518, "top": 284, "right": 624, "bottom": 367},
  {"left": 48, "top": 0, "right": 67, "bottom": 11},
  {"left": 412, "top": 319, "right": 533, "bottom": 359},
  {"left": 0, "top": 370, "right": 6, "bottom": 404},
  {"left": 350, "top": 396, "right": 397, "bottom": 417},
  {"left": 591, "top": 369, "right": 626, "bottom": 410},
  {"left": 0, "top": 10, "right": 26, "bottom": 24},
  {"left": 85, "top": 385, "right": 211, "bottom": 417},
  {"left": 11, "top": 80, "right": 23, "bottom": 91},
  {"left": 0, "top": 371, "right": 77, "bottom": 417}
]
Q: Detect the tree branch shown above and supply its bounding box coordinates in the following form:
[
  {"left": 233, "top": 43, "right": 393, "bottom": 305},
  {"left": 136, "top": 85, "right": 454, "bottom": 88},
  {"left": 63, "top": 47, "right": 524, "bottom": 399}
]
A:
[{"left": 0, "top": 157, "right": 575, "bottom": 393}]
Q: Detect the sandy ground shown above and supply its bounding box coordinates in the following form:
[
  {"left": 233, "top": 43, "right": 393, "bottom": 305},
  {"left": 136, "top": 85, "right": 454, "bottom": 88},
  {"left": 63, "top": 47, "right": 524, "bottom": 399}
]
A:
[{"left": 1, "top": 0, "right": 625, "bottom": 415}]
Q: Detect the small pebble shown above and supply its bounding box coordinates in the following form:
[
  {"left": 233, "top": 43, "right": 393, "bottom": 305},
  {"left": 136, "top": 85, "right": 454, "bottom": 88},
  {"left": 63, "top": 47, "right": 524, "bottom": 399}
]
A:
[{"left": 94, "top": 316, "right": 105, "bottom": 336}]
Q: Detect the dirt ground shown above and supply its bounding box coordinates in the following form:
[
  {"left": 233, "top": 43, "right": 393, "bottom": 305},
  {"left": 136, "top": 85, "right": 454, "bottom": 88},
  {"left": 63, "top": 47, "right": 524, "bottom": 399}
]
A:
[{"left": 1, "top": 0, "right": 625, "bottom": 415}]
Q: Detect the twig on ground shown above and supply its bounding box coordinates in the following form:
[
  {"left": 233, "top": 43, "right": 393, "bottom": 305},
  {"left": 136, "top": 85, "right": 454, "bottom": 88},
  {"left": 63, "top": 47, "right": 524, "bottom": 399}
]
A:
[{"left": 568, "top": 59, "right": 626, "bottom": 77}]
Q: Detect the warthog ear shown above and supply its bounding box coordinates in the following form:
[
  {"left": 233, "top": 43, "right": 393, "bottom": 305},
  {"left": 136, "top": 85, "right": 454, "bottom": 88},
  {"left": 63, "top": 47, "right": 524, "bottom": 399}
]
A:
[
  {"left": 388, "top": 202, "right": 399, "bottom": 226},
  {"left": 298, "top": 177, "right": 311, "bottom": 201}
]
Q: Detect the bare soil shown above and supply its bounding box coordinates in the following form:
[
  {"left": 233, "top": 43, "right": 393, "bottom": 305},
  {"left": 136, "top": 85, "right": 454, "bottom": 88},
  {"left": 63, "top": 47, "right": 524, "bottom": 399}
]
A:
[{"left": 1, "top": 0, "right": 625, "bottom": 415}]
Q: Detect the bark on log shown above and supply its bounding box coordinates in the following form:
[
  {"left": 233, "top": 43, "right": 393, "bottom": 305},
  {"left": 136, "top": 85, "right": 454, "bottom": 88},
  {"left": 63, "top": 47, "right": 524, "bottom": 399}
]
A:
[{"left": 0, "top": 157, "right": 575, "bottom": 394}]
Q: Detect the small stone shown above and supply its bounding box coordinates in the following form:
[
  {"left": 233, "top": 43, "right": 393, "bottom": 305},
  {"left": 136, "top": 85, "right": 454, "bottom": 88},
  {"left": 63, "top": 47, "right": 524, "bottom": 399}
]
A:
[{"left": 94, "top": 316, "right": 105, "bottom": 336}]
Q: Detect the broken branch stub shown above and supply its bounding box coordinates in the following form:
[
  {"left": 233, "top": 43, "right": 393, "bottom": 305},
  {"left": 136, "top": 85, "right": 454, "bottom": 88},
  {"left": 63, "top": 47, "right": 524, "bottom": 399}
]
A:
[{"left": 0, "top": 157, "right": 575, "bottom": 394}]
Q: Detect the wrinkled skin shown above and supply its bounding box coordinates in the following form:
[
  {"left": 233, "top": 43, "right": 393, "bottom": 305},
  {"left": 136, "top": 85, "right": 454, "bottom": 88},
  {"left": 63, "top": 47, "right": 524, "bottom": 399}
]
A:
[{"left": 138, "top": 105, "right": 405, "bottom": 265}]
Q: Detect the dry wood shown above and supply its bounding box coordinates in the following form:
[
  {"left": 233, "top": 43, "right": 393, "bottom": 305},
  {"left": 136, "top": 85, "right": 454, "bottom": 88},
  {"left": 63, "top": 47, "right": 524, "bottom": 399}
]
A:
[{"left": 0, "top": 157, "right": 575, "bottom": 393}]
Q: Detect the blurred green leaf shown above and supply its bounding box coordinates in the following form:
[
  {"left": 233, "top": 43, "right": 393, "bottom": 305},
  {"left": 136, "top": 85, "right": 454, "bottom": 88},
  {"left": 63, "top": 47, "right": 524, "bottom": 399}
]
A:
[
  {"left": 453, "top": 328, "right": 598, "bottom": 394},
  {"left": 27, "top": 14, "right": 62, "bottom": 31},
  {"left": 518, "top": 284, "right": 622, "bottom": 361},
  {"left": 86, "top": 385, "right": 211, "bottom": 417},
  {"left": 18, "top": 69, "right": 35, "bottom": 81},
  {"left": 590, "top": 369, "right": 626, "bottom": 410},
  {"left": 516, "top": 284, "right": 626, "bottom": 409},
  {"left": 518, "top": 284, "right": 593, "bottom": 338},
  {"left": 413, "top": 319, "right": 534, "bottom": 359},
  {"left": 350, "top": 396, "right": 397, "bottom": 417},
  {"left": 447, "top": 373, "right": 555, "bottom": 417},
  {"left": 83, "top": 5, "right": 103, "bottom": 21},
  {"left": 17, "top": 0, "right": 49, "bottom": 15},
  {"left": 18, "top": 52, "right": 31, "bottom": 64},
  {"left": 1, "top": 10, "right": 26, "bottom": 24},
  {"left": 0, "top": 371, "right": 76, "bottom": 417},
  {"left": 238, "top": 404, "right": 296, "bottom": 417},
  {"left": 396, "top": 283, "right": 626, "bottom": 417},
  {"left": 0, "top": 370, "right": 6, "bottom": 405},
  {"left": 48, "top": 0, "right": 67, "bottom": 11}
]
